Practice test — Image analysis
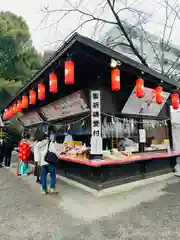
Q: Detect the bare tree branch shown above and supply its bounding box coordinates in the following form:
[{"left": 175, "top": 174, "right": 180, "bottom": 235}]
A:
[
  {"left": 106, "top": 0, "right": 148, "bottom": 66},
  {"left": 166, "top": 54, "right": 180, "bottom": 75},
  {"left": 40, "top": 0, "right": 180, "bottom": 81},
  {"left": 40, "top": 0, "right": 148, "bottom": 66}
]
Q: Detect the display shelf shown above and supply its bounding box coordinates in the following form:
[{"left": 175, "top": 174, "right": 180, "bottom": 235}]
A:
[{"left": 59, "top": 151, "right": 180, "bottom": 167}]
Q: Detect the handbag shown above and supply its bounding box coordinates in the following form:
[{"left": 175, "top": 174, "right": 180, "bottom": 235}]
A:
[{"left": 44, "top": 141, "right": 59, "bottom": 165}]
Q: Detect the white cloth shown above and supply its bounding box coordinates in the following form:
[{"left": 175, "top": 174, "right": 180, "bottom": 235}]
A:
[
  {"left": 34, "top": 139, "right": 63, "bottom": 166},
  {"left": 175, "top": 157, "right": 180, "bottom": 176},
  {"left": 123, "top": 138, "right": 135, "bottom": 147},
  {"left": 64, "top": 134, "right": 73, "bottom": 142}
]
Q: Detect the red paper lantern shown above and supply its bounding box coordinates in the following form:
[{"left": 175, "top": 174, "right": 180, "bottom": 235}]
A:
[
  {"left": 111, "top": 68, "right": 120, "bottom": 91},
  {"left": 17, "top": 100, "right": 22, "bottom": 112},
  {"left": 38, "top": 83, "right": 45, "bottom": 100},
  {"left": 3, "top": 109, "right": 7, "bottom": 120},
  {"left": 155, "top": 86, "right": 163, "bottom": 104},
  {"left": 22, "top": 96, "right": 28, "bottom": 108},
  {"left": 12, "top": 104, "right": 17, "bottom": 115},
  {"left": 172, "top": 93, "right": 179, "bottom": 110},
  {"left": 29, "top": 89, "right": 36, "bottom": 104},
  {"left": 65, "top": 60, "right": 74, "bottom": 85},
  {"left": 8, "top": 107, "right": 13, "bottom": 118},
  {"left": 136, "top": 78, "right": 144, "bottom": 98},
  {"left": 49, "top": 73, "right": 58, "bottom": 93}
]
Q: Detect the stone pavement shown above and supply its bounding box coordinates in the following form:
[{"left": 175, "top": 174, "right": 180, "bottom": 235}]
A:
[{"left": 1, "top": 166, "right": 180, "bottom": 239}]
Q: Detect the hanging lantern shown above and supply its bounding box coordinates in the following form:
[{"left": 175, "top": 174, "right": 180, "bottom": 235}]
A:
[
  {"left": 3, "top": 109, "right": 7, "bottom": 120},
  {"left": 155, "top": 86, "right": 163, "bottom": 104},
  {"left": 22, "top": 96, "right": 28, "bottom": 108},
  {"left": 172, "top": 93, "right": 179, "bottom": 110},
  {"left": 38, "top": 83, "right": 45, "bottom": 100},
  {"left": 7, "top": 109, "right": 11, "bottom": 119},
  {"left": 111, "top": 68, "right": 120, "bottom": 91},
  {"left": 8, "top": 107, "right": 13, "bottom": 118},
  {"left": 17, "top": 100, "right": 22, "bottom": 112},
  {"left": 29, "top": 89, "right": 36, "bottom": 104},
  {"left": 65, "top": 60, "right": 74, "bottom": 85},
  {"left": 12, "top": 104, "right": 17, "bottom": 115},
  {"left": 49, "top": 73, "right": 58, "bottom": 93},
  {"left": 136, "top": 78, "right": 144, "bottom": 98}
]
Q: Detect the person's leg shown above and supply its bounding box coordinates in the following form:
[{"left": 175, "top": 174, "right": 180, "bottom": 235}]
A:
[
  {"left": 41, "top": 166, "right": 48, "bottom": 194},
  {"left": 37, "top": 165, "right": 41, "bottom": 184},
  {"left": 21, "top": 163, "right": 29, "bottom": 176},
  {"left": 0, "top": 154, "right": 4, "bottom": 167},
  {"left": 49, "top": 165, "right": 57, "bottom": 192},
  {"left": 7, "top": 154, "right": 12, "bottom": 167},
  {"left": 4, "top": 155, "right": 8, "bottom": 167}
]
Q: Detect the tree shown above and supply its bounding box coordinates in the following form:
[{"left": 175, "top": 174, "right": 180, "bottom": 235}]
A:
[
  {"left": 41, "top": 0, "right": 180, "bottom": 81},
  {"left": 0, "top": 11, "right": 42, "bottom": 83}
]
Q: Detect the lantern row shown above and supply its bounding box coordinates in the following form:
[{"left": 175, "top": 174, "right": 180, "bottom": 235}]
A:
[
  {"left": 111, "top": 68, "right": 179, "bottom": 110},
  {"left": 3, "top": 62, "right": 180, "bottom": 120},
  {"left": 3, "top": 60, "right": 74, "bottom": 120}
]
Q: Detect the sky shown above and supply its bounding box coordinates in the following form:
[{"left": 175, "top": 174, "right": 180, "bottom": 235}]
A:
[{"left": 1, "top": 0, "right": 180, "bottom": 53}]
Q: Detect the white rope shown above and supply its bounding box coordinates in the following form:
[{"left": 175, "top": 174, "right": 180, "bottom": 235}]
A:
[{"left": 101, "top": 112, "right": 171, "bottom": 124}]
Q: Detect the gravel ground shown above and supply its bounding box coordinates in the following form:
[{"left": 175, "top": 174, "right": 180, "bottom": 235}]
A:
[{"left": 1, "top": 167, "right": 180, "bottom": 239}]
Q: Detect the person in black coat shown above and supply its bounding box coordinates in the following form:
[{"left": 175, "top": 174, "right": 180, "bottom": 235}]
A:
[
  {"left": 0, "top": 139, "right": 4, "bottom": 168},
  {"left": 4, "top": 137, "right": 13, "bottom": 168}
]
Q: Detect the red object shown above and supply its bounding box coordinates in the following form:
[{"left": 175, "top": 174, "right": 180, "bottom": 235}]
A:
[
  {"left": 136, "top": 78, "right": 144, "bottom": 98},
  {"left": 3, "top": 109, "right": 7, "bottom": 120},
  {"left": 60, "top": 151, "right": 180, "bottom": 167},
  {"left": 155, "top": 86, "right": 163, "bottom": 104},
  {"left": 111, "top": 68, "right": 120, "bottom": 91},
  {"left": 18, "top": 140, "right": 30, "bottom": 163},
  {"left": 6, "top": 109, "right": 9, "bottom": 119},
  {"left": 8, "top": 107, "right": 13, "bottom": 118},
  {"left": 22, "top": 96, "right": 28, "bottom": 108},
  {"left": 38, "top": 83, "right": 45, "bottom": 100},
  {"left": 49, "top": 73, "right": 58, "bottom": 93},
  {"left": 17, "top": 100, "right": 22, "bottom": 112},
  {"left": 12, "top": 104, "right": 17, "bottom": 115},
  {"left": 29, "top": 89, "right": 36, "bottom": 104},
  {"left": 172, "top": 93, "right": 179, "bottom": 110},
  {"left": 65, "top": 60, "right": 74, "bottom": 85}
]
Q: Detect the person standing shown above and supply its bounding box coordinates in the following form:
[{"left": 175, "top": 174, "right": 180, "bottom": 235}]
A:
[
  {"left": 0, "top": 139, "right": 4, "bottom": 168},
  {"left": 34, "top": 133, "right": 63, "bottom": 195},
  {"left": 33, "top": 137, "right": 42, "bottom": 184},
  {"left": 17, "top": 133, "right": 31, "bottom": 176},
  {"left": 4, "top": 137, "right": 13, "bottom": 168}
]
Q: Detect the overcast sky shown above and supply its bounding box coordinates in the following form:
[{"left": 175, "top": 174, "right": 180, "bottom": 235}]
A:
[{"left": 1, "top": 0, "right": 180, "bottom": 52}]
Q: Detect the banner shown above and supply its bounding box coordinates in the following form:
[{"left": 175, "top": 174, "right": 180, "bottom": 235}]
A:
[
  {"left": 122, "top": 86, "right": 170, "bottom": 116},
  {"left": 18, "top": 112, "right": 43, "bottom": 127},
  {"left": 40, "top": 91, "right": 89, "bottom": 121}
]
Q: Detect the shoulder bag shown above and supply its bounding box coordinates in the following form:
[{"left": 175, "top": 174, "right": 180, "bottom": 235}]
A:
[{"left": 44, "top": 141, "right": 59, "bottom": 165}]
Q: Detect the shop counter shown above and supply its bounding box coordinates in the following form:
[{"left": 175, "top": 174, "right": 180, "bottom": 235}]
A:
[
  {"left": 55, "top": 151, "right": 180, "bottom": 190},
  {"left": 59, "top": 151, "right": 180, "bottom": 167}
]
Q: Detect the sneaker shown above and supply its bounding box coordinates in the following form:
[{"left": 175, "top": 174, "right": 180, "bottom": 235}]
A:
[
  {"left": 49, "top": 188, "right": 58, "bottom": 194},
  {"left": 40, "top": 190, "right": 47, "bottom": 195}
]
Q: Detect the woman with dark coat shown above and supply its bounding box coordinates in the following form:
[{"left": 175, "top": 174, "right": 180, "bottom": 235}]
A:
[{"left": 4, "top": 137, "right": 13, "bottom": 168}]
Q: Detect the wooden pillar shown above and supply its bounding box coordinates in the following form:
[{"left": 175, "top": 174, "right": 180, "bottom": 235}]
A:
[
  {"left": 138, "top": 117, "right": 145, "bottom": 153},
  {"left": 167, "top": 104, "right": 173, "bottom": 150}
]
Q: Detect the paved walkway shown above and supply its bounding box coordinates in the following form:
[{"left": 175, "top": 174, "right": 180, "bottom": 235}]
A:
[{"left": 1, "top": 166, "right": 180, "bottom": 239}]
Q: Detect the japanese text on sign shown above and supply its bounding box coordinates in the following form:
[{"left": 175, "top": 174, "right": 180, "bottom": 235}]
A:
[
  {"left": 90, "top": 90, "right": 102, "bottom": 155},
  {"left": 90, "top": 91, "right": 101, "bottom": 138}
]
